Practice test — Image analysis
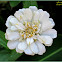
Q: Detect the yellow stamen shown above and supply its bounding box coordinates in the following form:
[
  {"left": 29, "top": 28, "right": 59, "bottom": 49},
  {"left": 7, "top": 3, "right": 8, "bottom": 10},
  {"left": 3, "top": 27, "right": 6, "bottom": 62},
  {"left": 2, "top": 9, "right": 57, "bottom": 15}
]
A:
[
  {"left": 20, "top": 22, "right": 39, "bottom": 38},
  {"left": 29, "top": 42, "right": 30, "bottom": 45},
  {"left": 20, "top": 16, "right": 22, "bottom": 19},
  {"left": 16, "top": 23, "right": 18, "bottom": 25},
  {"left": 22, "top": 34, "right": 24, "bottom": 37}
]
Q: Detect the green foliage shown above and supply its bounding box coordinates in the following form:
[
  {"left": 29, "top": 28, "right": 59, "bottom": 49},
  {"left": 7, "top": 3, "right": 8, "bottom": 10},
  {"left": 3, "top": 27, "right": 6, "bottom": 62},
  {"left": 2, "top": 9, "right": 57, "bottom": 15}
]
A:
[
  {"left": 23, "top": 1, "right": 38, "bottom": 8},
  {"left": 40, "top": 48, "right": 62, "bottom": 61},
  {"left": 42, "top": 48, "right": 62, "bottom": 61},
  {"left": 8, "top": 50, "right": 23, "bottom": 61},
  {"left": 0, "top": 31, "right": 8, "bottom": 49},
  {"left": 0, "top": 49, "right": 22, "bottom": 61},
  {"left": 9, "top": 1, "right": 21, "bottom": 7},
  {"left": 0, "top": 49, "right": 10, "bottom": 61}
]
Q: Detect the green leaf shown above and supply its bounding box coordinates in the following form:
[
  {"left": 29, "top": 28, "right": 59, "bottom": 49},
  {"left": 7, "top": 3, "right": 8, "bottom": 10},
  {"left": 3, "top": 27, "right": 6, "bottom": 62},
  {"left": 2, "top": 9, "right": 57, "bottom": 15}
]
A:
[
  {"left": 0, "top": 49, "right": 22, "bottom": 61},
  {"left": 23, "top": 1, "right": 38, "bottom": 8},
  {"left": 0, "top": 31, "right": 8, "bottom": 49},
  {"left": 9, "top": 1, "right": 21, "bottom": 7},
  {"left": 19, "top": 34, "right": 62, "bottom": 61},
  {"left": 46, "top": 49, "right": 62, "bottom": 61},
  {"left": 0, "top": 30, "right": 7, "bottom": 42},
  {"left": 8, "top": 50, "right": 23, "bottom": 61},
  {"left": 0, "top": 49, "right": 10, "bottom": 61},
  {"left": 0, "top": 38, "right": 8, "bottom": 49},
  {"left": 40, "top": 47, "right": 62, "bottom": 61}
]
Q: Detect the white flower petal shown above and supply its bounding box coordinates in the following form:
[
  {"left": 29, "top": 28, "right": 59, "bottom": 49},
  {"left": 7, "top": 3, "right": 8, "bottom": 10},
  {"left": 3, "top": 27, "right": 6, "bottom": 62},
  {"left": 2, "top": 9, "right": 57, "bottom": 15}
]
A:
[
  {"left": 41, "top": 18, "right": 55, "bottom": 31},
  {"left": 26, "top": 38, "right": 34, "bottom": 45},
  {"left": 36, "top": 24, "right": 42, "bottom": 33},
  {"left": 29, "top": 6, "right": 38, "bottom": 11},
  {"left": 38, "top": 9, "right": 43, "bottom": 13},
  {"left": 5, "top": 15, "right": 14, "bottom": 27},
  {"left": 35, "top": 41, "right": 46, "bottom": 55},
  {"left": 24, "top": 47, "right": 34, "bottom": 55},
  {"left": 15, "top": 23, "right": 25, "bottom": 30},
  {"left": 39, "top": 11, "right": 50, "bottom": 21},
  {"left": 6, "top": 28, "right": 11, "bottom": 34},
  {"left": 9, "top": 17, "right": 19, "bottom": 25},
  {"left": 30, "top": 42, "right": 38, "bottom": 54},
  {"left": 49, "top": 18, "right": 55, "bottom": 27},
  {"left": 8, "top": 32, "right": 20, "bottom": 40},
  {"left": 10, "top": 26, "right": 17, "bottom": 31},
  {"left": 38, "top": 35, "right": 53, "bottom": 46},
  {"left": 23, "top": 8, "right": 32, "bottom": 21},
  {"left": 7, "top": 40, "right": 19, "bottom": 49},
  {"left": 18, "top": 41, "right": 27, "bottom": 50},
  {"left": 9, "top": 16, "right": 25, "bottom": 30},
  {"left": 33, "top": 11, "right": 40, "bottom": 22},
  {"left": 6, "top": 29, "right": 20, "bottom": 40},
  {"left": 5, "top": 33, "right": 8, "bottom": 40},
  {"left": 16, "top": 46, "right": 23, "bottom": 53},
  {"left": 39, "top": 11, "right": 55, "bottom": 31},
  {"left": 18, "top": 8, "right": 25, "bottom": 13},
  {"left": 42, "top": 29, "right": 57, "bottom": 38},
  {"left": 14, "top": 11, "right": 24, "bottom": 22},
  {"left": 32, "top": 35, "right": 37, "bottom": 39}
]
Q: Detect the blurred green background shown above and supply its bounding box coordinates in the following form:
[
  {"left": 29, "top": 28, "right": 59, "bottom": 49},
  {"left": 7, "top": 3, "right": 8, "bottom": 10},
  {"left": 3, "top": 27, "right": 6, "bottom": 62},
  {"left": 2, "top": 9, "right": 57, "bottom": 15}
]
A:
[{"left": 0, "top": 1, "right": 62, "bottom": 61}]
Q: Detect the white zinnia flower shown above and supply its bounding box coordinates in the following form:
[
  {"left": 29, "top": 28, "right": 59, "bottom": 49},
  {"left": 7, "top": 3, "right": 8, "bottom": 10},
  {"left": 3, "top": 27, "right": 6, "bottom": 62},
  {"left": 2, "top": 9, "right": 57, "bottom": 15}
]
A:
[{"left": 5, "top": 6, "right": 57, "bottom": 55}]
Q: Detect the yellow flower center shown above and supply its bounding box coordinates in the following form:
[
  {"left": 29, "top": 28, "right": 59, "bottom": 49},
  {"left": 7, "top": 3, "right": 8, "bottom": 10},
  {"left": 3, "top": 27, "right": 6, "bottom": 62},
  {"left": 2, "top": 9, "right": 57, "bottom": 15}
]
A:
[{"left": 21, "top": 22, "right": 38, "bottom": 38}]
